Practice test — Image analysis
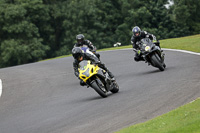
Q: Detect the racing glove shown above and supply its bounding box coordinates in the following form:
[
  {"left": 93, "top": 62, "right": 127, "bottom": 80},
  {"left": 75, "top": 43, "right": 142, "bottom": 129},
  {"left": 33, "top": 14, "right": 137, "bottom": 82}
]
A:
[{"left": 137, "top": 50, "right": 141, "bottom": 55}]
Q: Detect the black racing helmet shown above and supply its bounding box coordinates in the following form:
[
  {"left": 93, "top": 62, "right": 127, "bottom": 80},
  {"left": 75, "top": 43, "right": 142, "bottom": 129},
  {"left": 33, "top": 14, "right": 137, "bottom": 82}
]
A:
[
  {"left": 76, "top": 34, "right": 85, "bottom": 45},
  {"left": 72, "top": 47, "right": 83, "bottom": 60},
  {"left": 132, "top": 26, "right": 141, "bottom": 37}
]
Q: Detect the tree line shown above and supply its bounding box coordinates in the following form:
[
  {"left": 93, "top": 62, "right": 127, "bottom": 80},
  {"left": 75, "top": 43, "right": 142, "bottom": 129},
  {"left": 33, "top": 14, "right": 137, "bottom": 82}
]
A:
[{"left": 0, "top": 0, "right": 199, "bottom": 68}]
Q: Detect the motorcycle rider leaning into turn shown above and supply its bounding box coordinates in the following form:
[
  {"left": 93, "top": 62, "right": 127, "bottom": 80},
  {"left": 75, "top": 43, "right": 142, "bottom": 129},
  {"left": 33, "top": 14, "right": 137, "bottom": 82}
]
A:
[
  {"left": 72, "top": 47, "right": 115, "bottom": 86},
  {"left": 131, "top": 26, "right": 163, "bottom": 62},
  {"left": 74, "top": 34, "right": 100, "bottom": 59}
]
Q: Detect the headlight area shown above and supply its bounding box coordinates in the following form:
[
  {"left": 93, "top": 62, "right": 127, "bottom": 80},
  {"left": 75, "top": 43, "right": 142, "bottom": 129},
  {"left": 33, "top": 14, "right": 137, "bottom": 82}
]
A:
[{"left": 145, "top": 46, "right": 151, "bottom": 52}]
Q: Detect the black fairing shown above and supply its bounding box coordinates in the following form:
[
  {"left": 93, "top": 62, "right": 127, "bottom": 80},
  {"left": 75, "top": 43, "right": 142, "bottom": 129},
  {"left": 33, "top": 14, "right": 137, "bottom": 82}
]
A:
[{"left": 138, "top": 38, "right": 163, "bottom": 66}]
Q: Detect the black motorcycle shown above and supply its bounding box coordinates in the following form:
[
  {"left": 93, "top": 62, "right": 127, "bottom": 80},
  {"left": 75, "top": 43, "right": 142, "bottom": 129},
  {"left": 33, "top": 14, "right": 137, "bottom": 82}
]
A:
[{"left": 134, "top": 38, "right": 166, "bottom": 71}]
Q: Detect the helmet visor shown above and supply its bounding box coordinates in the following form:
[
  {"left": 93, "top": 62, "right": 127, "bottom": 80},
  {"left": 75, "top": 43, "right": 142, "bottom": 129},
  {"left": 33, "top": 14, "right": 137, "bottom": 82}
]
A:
[
  {"left": 135, "top": 32, "right": 140, "bottom": 36},
  {"left": 73, "top": 53, "right": 82, "bottom": 60},
  {"left": 77, "top": 39, "right": 83, "bottom": 44}
]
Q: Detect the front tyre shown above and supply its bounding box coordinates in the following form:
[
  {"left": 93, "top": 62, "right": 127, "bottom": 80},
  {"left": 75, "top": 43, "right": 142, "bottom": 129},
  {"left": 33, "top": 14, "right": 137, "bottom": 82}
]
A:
[
  {"left": 90, "top": 79, "right": 107, "bottom": 98},
  {"left": 151, "top": 54, "right": 165, "bottom": 71}
]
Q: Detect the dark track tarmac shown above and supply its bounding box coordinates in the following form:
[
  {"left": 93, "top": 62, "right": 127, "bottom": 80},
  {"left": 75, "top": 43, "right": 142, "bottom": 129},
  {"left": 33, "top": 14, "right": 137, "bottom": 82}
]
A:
[{"left": 0, "top": 49, "right": 200, "bottom": 133}]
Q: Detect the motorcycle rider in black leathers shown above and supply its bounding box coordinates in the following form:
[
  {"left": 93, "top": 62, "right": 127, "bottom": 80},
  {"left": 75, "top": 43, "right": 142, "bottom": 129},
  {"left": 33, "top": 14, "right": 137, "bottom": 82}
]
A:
[
  {"left": 74, "top": 34, "right": 100, "bottom": 59},
  {"left": 72, "top": 47, "right": 115, "bottom": 86},
  {"left": 131, "top": 26, "right": 162, "bottom": 61}
]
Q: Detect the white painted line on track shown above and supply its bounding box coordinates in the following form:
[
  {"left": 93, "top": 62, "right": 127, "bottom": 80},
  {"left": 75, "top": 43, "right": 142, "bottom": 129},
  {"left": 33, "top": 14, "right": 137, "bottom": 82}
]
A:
[
  {"left": 99, "top": 48, "right": 200, "bottom": 56},
  {"left": 0, "top": 79, "right": 2, "bottom": 97},
  {"left": 162, "top": 48, "right": 200, "bottom": 55}
]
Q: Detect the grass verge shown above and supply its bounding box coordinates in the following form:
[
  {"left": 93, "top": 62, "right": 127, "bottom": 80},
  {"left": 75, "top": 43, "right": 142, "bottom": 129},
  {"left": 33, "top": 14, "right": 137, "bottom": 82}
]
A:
[
  {"left": 160, "top": 34, "right": 200, "bottom": 53},
  {"left": 116, "top": 98, "right": 200, "bottom": 133}
]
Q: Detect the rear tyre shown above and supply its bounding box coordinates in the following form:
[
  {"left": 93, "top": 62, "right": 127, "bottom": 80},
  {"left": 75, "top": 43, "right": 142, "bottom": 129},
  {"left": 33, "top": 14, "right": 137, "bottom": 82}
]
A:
[{"left": 110, "top": 82, "right": 119, "bottom": 93}]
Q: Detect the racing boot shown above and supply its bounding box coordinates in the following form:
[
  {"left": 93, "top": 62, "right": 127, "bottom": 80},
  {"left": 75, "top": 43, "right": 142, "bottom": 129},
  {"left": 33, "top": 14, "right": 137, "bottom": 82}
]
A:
[
  {"left": 161, "top": 51, "right": 165, "bottom": 61},
  {"left": 98, "top": 63, "right": 115, "bottom": 82},
  {"left": 107, "top": 70, "right": 115, "bottom": 82},
  {"left": 80, "top": 79, "right": 86, "bottom": 86}
]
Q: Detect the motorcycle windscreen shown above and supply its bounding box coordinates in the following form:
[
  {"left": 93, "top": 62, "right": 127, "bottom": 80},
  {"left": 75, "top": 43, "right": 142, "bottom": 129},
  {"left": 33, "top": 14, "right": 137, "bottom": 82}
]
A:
[
  {"left": 140, "top": 38, "right": 154, "bottom": 52},
  {"left": 79, "top": 60, "right": 89, "bottom": 70},
  {"left": 141, "top": 38, "right": 152, "bottom": 44}
]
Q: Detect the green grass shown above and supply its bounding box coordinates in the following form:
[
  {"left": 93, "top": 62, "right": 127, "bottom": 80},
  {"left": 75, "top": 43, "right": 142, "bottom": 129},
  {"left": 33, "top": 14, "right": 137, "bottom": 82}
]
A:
[
  {"left": 160, "top": 34, "right": 200, "bottom": 53},
  {"left": 116, "top": 98, "right": 200, "bottom": 133}
]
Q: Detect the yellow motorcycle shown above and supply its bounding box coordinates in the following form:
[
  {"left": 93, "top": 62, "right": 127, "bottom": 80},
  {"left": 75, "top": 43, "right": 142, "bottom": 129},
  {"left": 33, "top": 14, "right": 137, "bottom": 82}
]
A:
[{"left": 78, "top": 60, "right": 119, "bottom": 98}]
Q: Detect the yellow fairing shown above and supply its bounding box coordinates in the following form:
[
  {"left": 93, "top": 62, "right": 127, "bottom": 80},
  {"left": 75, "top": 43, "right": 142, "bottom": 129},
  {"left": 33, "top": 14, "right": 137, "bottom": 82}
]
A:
[{"left": 78, "top": 60, "right": 100, "bottom": 82}]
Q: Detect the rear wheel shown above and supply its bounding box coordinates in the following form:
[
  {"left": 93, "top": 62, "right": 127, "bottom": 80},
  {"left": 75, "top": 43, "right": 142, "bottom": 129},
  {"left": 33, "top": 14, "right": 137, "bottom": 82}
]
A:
[{"left": 90, "top": 79, "right": 107, "bottom": 98}]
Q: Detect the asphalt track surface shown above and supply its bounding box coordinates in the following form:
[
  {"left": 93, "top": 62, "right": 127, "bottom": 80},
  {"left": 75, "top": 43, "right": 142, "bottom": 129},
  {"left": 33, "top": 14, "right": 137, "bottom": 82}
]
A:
[{"left": 0, "top": 49, "right": 200, "bottom": 133}]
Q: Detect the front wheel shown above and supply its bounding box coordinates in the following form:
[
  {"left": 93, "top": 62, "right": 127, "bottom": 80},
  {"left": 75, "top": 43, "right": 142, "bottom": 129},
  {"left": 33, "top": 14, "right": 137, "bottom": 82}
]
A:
[
  {"left": 151, "top": 53, "right": 165, "bottom": 71},
  {"left": 90, "top": 79, "right": 107, "bottom": 98}
]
